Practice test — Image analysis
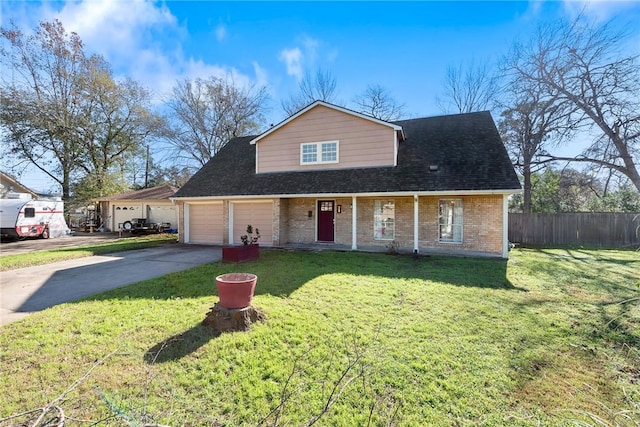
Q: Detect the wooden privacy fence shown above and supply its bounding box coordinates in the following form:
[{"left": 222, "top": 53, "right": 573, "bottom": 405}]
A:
[{"left": 509, "top": 213, "right": 640, "bottom": 247}]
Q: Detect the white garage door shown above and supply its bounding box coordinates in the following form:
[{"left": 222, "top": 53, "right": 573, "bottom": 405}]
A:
[
  {"left": 113, "top": 205, "right": 142, "bottom": 230},
  {"left": 232, "top": 201, "right": 273, "bottom": 246},
  {"left": 189, "top": 203, "right": 223, "bottom": 244},
  {"left": 148, "top": 205, "right": 176, "bottom": 227}
]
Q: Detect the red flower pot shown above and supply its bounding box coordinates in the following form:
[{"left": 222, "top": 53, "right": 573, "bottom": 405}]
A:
[{"left": 215, "top": 273, "right": 257, "bottom": 309}]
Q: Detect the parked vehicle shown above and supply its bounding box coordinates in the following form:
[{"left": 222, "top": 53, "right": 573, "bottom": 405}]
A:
[
  {"left": 0, "top": 194, "right": 70, "bottom": 240},
  {"left": 121, "top": 217, "right": 171, "bottom": 234}
]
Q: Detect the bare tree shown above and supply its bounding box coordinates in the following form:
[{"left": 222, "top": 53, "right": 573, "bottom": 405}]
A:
[
  {"left": 163, "top": 77, "right": 269, "bottom": 169},
  {"left": 498, "top": 80, "right": 575, "bottom": 213},
  {"left": 352, "top": 84, "right": 405, "bottom": 121},
  {"left": 506, "top": 15, "right": 640, "bottom": 191},
  {"left": 436, "top": 59, "right": 500, "bottom": 114},
  {"left": 281, "top": 69, "right": 338, "bottom": 116}
]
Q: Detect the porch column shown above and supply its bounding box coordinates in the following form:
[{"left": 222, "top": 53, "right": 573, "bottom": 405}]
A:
[
  {"left": 184, "top": 203, "right": 190, "bottom": 243},
  {"left": 272, "top": 199, "right": 280, "bottom": 246},
  {"left": 351, "top": 196, "right": 357, "bottom": 250},
  {"left": 502, "top": 194, "right": 509, "bottom": 259},
  {"left": 413, "top": 193, "right": 419, "bottom": 253}
]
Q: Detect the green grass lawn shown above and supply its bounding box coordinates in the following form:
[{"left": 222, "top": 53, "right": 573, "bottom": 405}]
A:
[
  {"left": 1, "top": 248, "right": 638, "bottom": 426},
  {"left": 0, "top": 234, "right": 177, "bottom": 271}
]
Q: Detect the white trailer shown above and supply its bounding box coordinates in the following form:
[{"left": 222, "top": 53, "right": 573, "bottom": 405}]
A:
[{"left": 0, "top": 194, "right": 70, "bottom": 240}]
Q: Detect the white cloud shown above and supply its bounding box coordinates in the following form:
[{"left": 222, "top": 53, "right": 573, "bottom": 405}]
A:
[
  {"left": 30, "top": 0, "right": 185, "bottom": 99},
  {"left": 279, "top": 47, "right": 303, "bottom": 80},
  {"left": 562, "top": 0, "right": 639, "bottom": 22},
  {"left": 2, "top": 0, "right": 268, "bottom": 104},
  {"left": 55, "top": 0, "right": 178, "bottom": 59},
  {"left": 278, "top": 34, "right": 332, "bottom": 81},
  {"left": 252, "top": 61, "right": 269, "bottom": 89},
  {"left": 302, "top": 34, "right": 319, "bottom": 62},
  {"left": 215, "top": 23, "right": 227, "bottom": 42}
]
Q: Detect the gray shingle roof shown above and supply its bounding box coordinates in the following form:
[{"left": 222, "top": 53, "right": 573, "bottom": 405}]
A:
[
  {"left": 95, "top": 185, "right": 178, "bottom": 201},
  {"left": 174, "top": 111, "right": 521, "bottom": 198}
]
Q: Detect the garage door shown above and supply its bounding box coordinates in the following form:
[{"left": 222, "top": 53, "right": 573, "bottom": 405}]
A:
[
  {"left": 232, "top": 201, "right": 273, "bottom": 246},
  {"left": 113, "top": 205, "right": 142, "bottom": 230},
  {"left": 188, "top": 203, "right": 223, "bottom": 244},
  {"left": 148, "top": 205, "right": 177, "bottom": 227}
]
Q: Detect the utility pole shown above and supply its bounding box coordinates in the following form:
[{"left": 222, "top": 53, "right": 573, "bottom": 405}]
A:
[{"left": 144, "top": 144, "right": 150, "bottom": 188}]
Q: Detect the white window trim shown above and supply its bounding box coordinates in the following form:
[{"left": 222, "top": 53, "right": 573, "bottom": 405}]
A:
[
  {"left": 438, "top": 199, "right": 463, "bottom": 244},
  {"left": 373, "top": 200, "right": 395, "bottom": 241},
  {"left": 300, "top": 140, "right": 339, "bottom": 165}
]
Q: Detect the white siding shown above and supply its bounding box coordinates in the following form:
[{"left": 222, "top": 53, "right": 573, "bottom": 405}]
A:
[
  {"left": 148, "top": 204, "right": 176, "bottom": 227},
  {"left": 113, "top": 205, "right": 142, "bottom": 230}
]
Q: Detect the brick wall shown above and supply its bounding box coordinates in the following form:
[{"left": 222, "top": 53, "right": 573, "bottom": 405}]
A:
[
  {"left": 178, "top": 195, "right": 504, "bottom": 256},
  {"left": 280, "top": 195, "right": 503, "bottom": 255},
  {"left": 334, "top": 197, "right": 353, "bottom": 245},
  {"left": 284, "top": 198, "right": 316, "bottom": 243},
  {"left": 418, "top": 195, "right": 503, "bottom": 254},
  {"left": 355, "top": 197, "right": 413, "bottom": 249},
  {"left": 273, "top": 198, "right": 285, "bottom": 246}
]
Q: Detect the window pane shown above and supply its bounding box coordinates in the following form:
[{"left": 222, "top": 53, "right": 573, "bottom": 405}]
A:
[
  {"left": 320, "top": 201, "right": 333, "bottom": 211},
  {"left": 321, "top": 142, "right": 337, "bottom": 162},
  {"left": 301, "top": 144, "right": 317, "bottom": 163},
  {"left": 24, "top": 207, "right": 35, "bottom": 218},
  {"left": 374, "top": 200, "right": 395, "bottom": 240},
  {"left": 439, "top": 199, "right": 462, "bottom": 243}
]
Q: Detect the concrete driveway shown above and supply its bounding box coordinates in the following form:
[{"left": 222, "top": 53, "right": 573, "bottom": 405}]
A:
[{"left": 0, "top": 244, "right": 221, "bottom": 326}]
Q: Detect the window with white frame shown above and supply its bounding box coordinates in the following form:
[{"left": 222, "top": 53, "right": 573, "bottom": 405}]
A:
[
  {"left": 300, "top": 141, "right": 339, "bottom": 165},
  {"left": 439, "top": 199, "right": 463, "bottom": 243},
  {"left": 374, "top": 200, "right": 395, "bottom": 240}
]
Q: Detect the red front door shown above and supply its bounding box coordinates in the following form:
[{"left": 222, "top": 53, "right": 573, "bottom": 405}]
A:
[{"left": 317, "top": 200, "right": 335, "bottom": 242}]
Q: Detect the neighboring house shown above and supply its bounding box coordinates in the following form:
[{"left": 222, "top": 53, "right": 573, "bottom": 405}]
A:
[
  {"left": 0, "top": 171, "right": 39, "bottom": 199},
  {"left": 172, "top": 101, "right": 521, "bottom": 258},
  {"left": 93, "top": 185, "right": 179, "bottom": 232}
]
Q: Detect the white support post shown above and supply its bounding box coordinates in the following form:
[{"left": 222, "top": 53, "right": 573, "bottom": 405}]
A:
[
  {"left": 228, "top": 202, "right": 234, "bottom": 244},
  {"left": 351, "top": 196, "right": 357, "bottom": 250},
  {"left": 502, "top": 194, "right": 509, "bottom": 259},
  {"left": 413, "top": 193, "right": 419, "bottom": 253},
  {"left": 184, "top": 204, "right": 190, "bottom": 243}
]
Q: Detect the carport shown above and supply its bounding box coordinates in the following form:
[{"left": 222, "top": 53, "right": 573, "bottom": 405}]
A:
[{"left": 93, "top": 185, "right": 178, "bottom": 232}]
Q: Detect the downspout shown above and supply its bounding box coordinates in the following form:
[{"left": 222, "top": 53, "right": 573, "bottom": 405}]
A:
[
  {"left": 351, "top": 196, "right": 357, "bottom": 250},
  {"left": 413, "top": 193, "right": 419, "bottom": 253}
]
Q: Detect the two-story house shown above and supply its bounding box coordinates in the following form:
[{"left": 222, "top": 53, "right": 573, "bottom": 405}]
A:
[{"left": 172, "top": 101, "right": 521, "bottom": 258}]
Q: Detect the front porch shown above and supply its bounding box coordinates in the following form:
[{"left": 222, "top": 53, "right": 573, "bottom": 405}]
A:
[{"left": 271, "top": 241, "right": 506, "bottom": 258}]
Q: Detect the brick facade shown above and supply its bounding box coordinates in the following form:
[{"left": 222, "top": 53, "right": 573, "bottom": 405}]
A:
[
  {"left": 177, "top": 194, "right": 505, "bottom": 257},
  {"left": 276, "top": 194, "right": 504, "bottom": 255}
]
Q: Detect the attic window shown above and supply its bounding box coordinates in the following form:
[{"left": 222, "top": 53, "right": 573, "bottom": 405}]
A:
[{"left": 300, "top": 141, "right": 339, "bottom": 165}]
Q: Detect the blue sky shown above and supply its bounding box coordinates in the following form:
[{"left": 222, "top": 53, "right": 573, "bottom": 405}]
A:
[{"left": 2, "top": 0, "right": 639, "bottom": 193}]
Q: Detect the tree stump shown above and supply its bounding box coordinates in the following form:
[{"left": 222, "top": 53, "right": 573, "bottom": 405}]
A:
[{"left": 202, "top": 303, "right": 266, "bottom": 333}]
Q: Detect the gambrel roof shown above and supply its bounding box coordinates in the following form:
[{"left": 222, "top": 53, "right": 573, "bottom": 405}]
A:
[{"left": 174, "top": 110, "right": 521, "bottom": 198}]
